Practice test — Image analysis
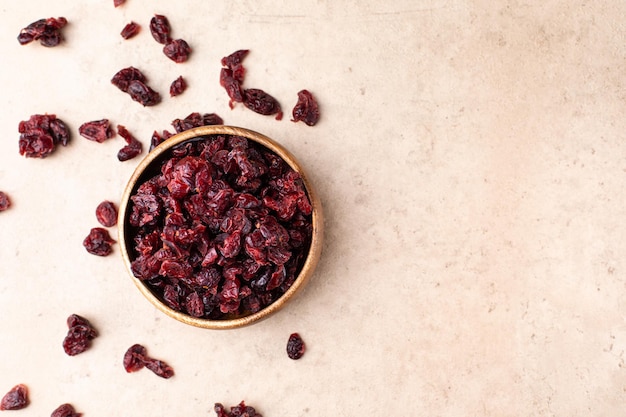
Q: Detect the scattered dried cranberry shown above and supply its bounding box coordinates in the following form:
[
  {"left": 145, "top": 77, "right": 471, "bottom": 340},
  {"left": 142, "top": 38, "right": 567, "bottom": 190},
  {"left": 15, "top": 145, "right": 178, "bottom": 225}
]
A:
[
  {"left": 286, "top": 332, "right": 305, "bottom": 359},
  {"left": 126, "top": 134, "right": 313, "bottom": 319},
  {"left": 111, "top": 67, "right": 161, "bottom": 106},
  {"left": 62, "top": 314, "right": 98, "bottom": 356},
  {"left": 214, "top": 401, "right": 261, "bottom": 417},
  {"left": 50, "top": 403, "right": 81, "bottom": 417},
  {"left": 18, "top": 114, "right": 70, "bottom": 158},
  {"left": 121, "top": 21, "right": 140, "bottom": 39},
  {"left": 163, "top": 39, "right": 191, "bottom": 63},
  {"left": 169, "top": 76, "right": 187, "bottom": 97},
  {"left": 243, "top": 88, "right": 283, "bottom": 120},
  {"left": 123, "top": 344, "right": 174, "bottom": 378},
  {"left": 117, "top": 125, "right": 143, "bottom": 161},
  {"left": 291, "top": 90, "right": 320, "bottom": 126},
  {"left": 96, "top": 201, "right": 118, "bottom": 227},
  {"left": 114, "top": 0, "right": 126, "bottom": 7},
  {"left": 149, "top": 14, "right": 171, "bottom": 44},
  {"left": 0, "top": 384, "right": 28, "bottom": 410},
  {"left": 219, "top": 50, "right": 249, "bottom": 108},
  {"left": 79, "top": 119, "right": 114, "bottom": 143},
  {"left": 0, "top": 192, "right": 11, "bottom": 212},
  {"left": 83, "top": 227, "right": 115, "bottom": 256},
  {"left": 18, "top": 17, "right": 67, "bottom": 47}
]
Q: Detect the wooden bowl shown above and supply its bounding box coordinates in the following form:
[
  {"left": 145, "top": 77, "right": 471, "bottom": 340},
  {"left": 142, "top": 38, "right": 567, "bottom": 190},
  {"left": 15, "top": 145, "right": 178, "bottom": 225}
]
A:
[{"left": 118, "top": 125, "right": 323, "bottom": 329}]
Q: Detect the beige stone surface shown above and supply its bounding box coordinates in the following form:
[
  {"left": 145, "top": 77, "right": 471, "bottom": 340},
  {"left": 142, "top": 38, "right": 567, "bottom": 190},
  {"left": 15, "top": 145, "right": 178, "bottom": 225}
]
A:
[{"left": 1, "top": 0, "right": 625, "bottom": 415}]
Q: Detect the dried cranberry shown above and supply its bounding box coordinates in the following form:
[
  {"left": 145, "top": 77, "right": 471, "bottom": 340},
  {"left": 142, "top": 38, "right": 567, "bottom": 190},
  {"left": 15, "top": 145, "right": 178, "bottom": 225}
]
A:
[
  {"left": 62, "top": 314, "right": 98, "bottom": 356},
  {"left": 0, "top": 384, "right": 28, "bottom": 410},
  {"left": 120, "top": 21, "right": 140, "bottom": 39},
  {"left": 114, "top": 0, "right": 126, "bottom": 7},
  {"left": 219, "top": 50, "right": 249, "bottom": 108},
  {"left": 83, "top": 227, "right": 115, "bottom": 256},
  {"left": 144, "top": 358, "right": 175, "bottom": 379},
  {"left": 96, "top": 201, "right": 118, "bottom": 227},
  {"left": 243, "top": 88, "right": 283, "bottom": 120},
  {"left": 123, "top": 343, "right": 147, "bottom": 372},
  {"left": 18, "top": 114, "right": 70, "bottom": 158},
  {"left": 149, "top": 14, "right": 171, "bottom": 44},
  {"left": 111, "top": 66, "right": 146, "bottom": 92},
  {"left": 213, "top": 401, "right": 261, "bottom": 417},
  {"left": 171, "top": 112, "right": 224, "bottom": 134},
  {"left": 163, "top": 39, "right": 191, "bottom": 63},
  {"left": 291, "top": 89, "right": 320, "bottom": 126},
  {"left": 50, "top": 403, "right": 81, "bottom": 417},
  {"left": 169, "top": 76, "right": 187, "bottom": 97},
  {"left": 79, "top": 119, "right": 114, "bottom": 143},
  {"left": 18, "top": 17, "right": 67, "bottom": 47},
  {"left": 286, "top": 332, "right": 305, "bottom": 359},
  {"left": 112, "top": 67, "right": 161, "bottom": 106},
  {"left": 0, "top": 192, "right": 11, "bottom": 212},
  {"left": 221, "top": 49, "right": 249, "bottom": 74},
  {"left": 117, "top": 125, "right": 143, "bottom": 161}
]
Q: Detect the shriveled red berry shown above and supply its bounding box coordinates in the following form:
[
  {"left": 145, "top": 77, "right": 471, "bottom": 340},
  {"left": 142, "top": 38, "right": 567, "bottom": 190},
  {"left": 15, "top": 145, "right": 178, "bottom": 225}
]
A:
[
  {"left": 18, "top": 17, "right": 67, "bottom": 47},
  {"left": 79, "top": 119, "right": 114, "bottom": 143},
  {"left": 144, "top": 358, "right": 175, "bottom": 379},
  {"left": 96, "top": 201, "right": 118, "bottom": 227},
  {"left": 243, "top": 88, "right": 283, "bottom": 120},
  {"left": 286, "top": 332, "right": 305, "bottom": 359},
  {"left": 111, "top": 67, "right": 161, "bottom": 106},
  {"left": 19, "top": 114, "right": 70, "bottom": 158},
  {"left": 169, "top": 76, "right": 187, "bottom": 97},
  {"left": 120, "top": 21, "right": 140, "bottom": 39},
  {"left": 149, "top": 14, "right": 171, "bottom": 44},
  {"left": 163, "top": 39, "right": 191, "bottom": 63},
  {"left": 50, "top": 403, "right": 81, "bottom": 417},
  {"left": 213, "top": 401, "right": 261, "bottom": 417},
  {"left": 117, "top": 125, "right": 143, "bottom": 161},
  {"left": 123, "top": 343, "right": 147, "bottom": 373},
  {"left": 0, "top": 384, "right": 28, "bottom": 410},
  {"left": 0, "top": 192, "right": 11, "bottom": 212},
  {"left": 291, "top": 89, "right": 320, "bottom": 126},
  {"left": 63, "top": 314, "right": 98, "bottom": 356},
  {"left": 83, "top": 227, "right": 115, "bottom": 256}
]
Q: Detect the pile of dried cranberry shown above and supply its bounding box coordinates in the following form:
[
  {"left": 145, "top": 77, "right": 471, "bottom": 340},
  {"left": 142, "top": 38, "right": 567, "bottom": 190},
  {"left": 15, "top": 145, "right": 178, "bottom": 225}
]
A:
[{"left": 126, "top": 134, "right": 313, "bottom": 319}]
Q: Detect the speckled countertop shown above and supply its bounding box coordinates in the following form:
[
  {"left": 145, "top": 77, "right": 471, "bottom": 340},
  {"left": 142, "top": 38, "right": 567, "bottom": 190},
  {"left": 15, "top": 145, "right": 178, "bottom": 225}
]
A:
[{"left": 1, "top": 1, "right": 625, "bottom": 416}]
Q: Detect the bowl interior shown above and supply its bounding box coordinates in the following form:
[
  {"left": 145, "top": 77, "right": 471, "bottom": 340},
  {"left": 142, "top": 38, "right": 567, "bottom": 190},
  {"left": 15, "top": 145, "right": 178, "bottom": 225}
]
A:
[{"left": 118, "top": 125, "right": 323, "bottom": 329}]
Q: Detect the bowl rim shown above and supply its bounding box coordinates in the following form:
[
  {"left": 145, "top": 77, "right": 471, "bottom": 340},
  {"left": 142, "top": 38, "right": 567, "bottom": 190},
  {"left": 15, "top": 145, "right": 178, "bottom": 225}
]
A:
[{"left": 117, "top": 125, "right": 323, "bottom": 329}]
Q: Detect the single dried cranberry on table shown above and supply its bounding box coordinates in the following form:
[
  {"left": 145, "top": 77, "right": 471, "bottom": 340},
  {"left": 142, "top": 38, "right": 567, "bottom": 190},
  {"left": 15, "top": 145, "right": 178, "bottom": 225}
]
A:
[
  {"left": 50, "top": 403, "right": 81, "bottom": 417},
  {"left": 291, "top": 89, "right": 320, "bottom": 126},
  {"left": 17, "top": 17, "right": 67, "bottom": 47},
  {"left": 18, "top": 114, "right": 70, "bottom": 158},
  {"left": 111, "top": 67, "right": 161, "bottom": 106},
  {"left": 219, "top": 49, "right": 249, "bottom": 108},
  {"left": 83, "top": 227, "right": 115, "bottom": 256},
  {"left": 96, "top": 201, "right": 118, "bottom": 227},
  {"left": 169, "top": 76, "right": 187, "bottom": 97},
  {"left": 62, "top": 314, "right": 98, "bottom": 356},
  {"left": 78, "top": 119, "right": 114, "bottom": 143},
  {"left": 117, "top": 125, "right": 143, "bottom": 161},
  {"left": 0, "top": 384, "right": 29, "bottom": 410},
  {"left": 243, "top": 88, "right": 283, "bottom": 120},
  {"left": 286, "top": 332, "right": 306, "bottom": 359},
  {"left": 163, "top": 39, "right": 191, "bottom": 63},
  {"left": 149, "top": 14, "right": 171, "bottom": 44},
  {"left": 123, "top": 344, "right": 174, "bottom": 378},
  {"left": 0, "top": 192, "right": 11, "bottom": 212},
  {"left": 214, "top": 401, "right": 261, "bottom": 417},
  {"left": 120, "top": 21, "right": 140, "bottom": 39}
]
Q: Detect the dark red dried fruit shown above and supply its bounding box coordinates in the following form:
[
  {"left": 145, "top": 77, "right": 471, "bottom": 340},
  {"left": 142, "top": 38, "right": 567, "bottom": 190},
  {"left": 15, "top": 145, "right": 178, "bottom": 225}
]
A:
[
  {"left": 117, "top": 125, "right": 143, "bottom": 161},
  {"left": 243, "top": 88, "right": 283, "bottom": 120},
  {"left": 123, "top": 343, "right": 147, "bottom": 372},
  {"left": 169, "top": 76, "right": 187, "bottom": 97},
  {"left": 219, "top": 50, "right": 249, "bottom": 108},
  {"left": 0, "top": 192, "right": 11, "bottom": 212},
  {"left": 121, "top": 21, "right": 140, "bottom": 39},
  {"left": 83, "top": 227, "right": 115, "bottom": 256},
  {"left": 149, "top": 14, "right": 171, "bottom": 44},
  {"left": 163, "top": 39, "right": 191, "bottom": 63},
  {"left": 18, "top": 114, "right": 70, "bottom": 158},
  {"left": 50, "top": 403, "right": 81, "bottom": 417},
  {"left": 286, "top": 332, "right": 305, "bottom": 359},
  {"left": 96, "top": 201, "right": 118, "bottom": 227},
  {"left": 172, "top": 112, "right": 224, "bottom": 133},
  {"left": 127, "top": 135, "right": 313, "bottom": 319},
  {"left": 0, "top": 384, "right": 28, "bottom": 410},
  {"left": 291, "top": 89, "right": 320, "bottom": 126},
  {"left": 214, "top": 401, "right": 261, "bottom": 417},
  {"left": 62, "top": 314, "right": 98, "bottom": 356},
  {"left": 114, "top": 0, "right": 126, "bottom": 7},
  {"left": 79, "top": 119, "right": 114, "bottom": 143},
  {"left": 18, "top": 17, "right": 67, "bottom": 47},
  {"left": 112, "top": 67, "right": 161, "bottom": 106},
  {"left": 221, "top": 49, "right": 249, "bottom": 73},
  {"left": 123, "top": 344, "right": 174, "bottom": 378}
]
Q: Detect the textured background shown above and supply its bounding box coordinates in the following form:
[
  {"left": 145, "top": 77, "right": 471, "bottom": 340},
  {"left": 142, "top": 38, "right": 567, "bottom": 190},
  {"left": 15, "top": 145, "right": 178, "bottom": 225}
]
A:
[{"left": 1, "top": 1, "right": 625, "bottom": 415}]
